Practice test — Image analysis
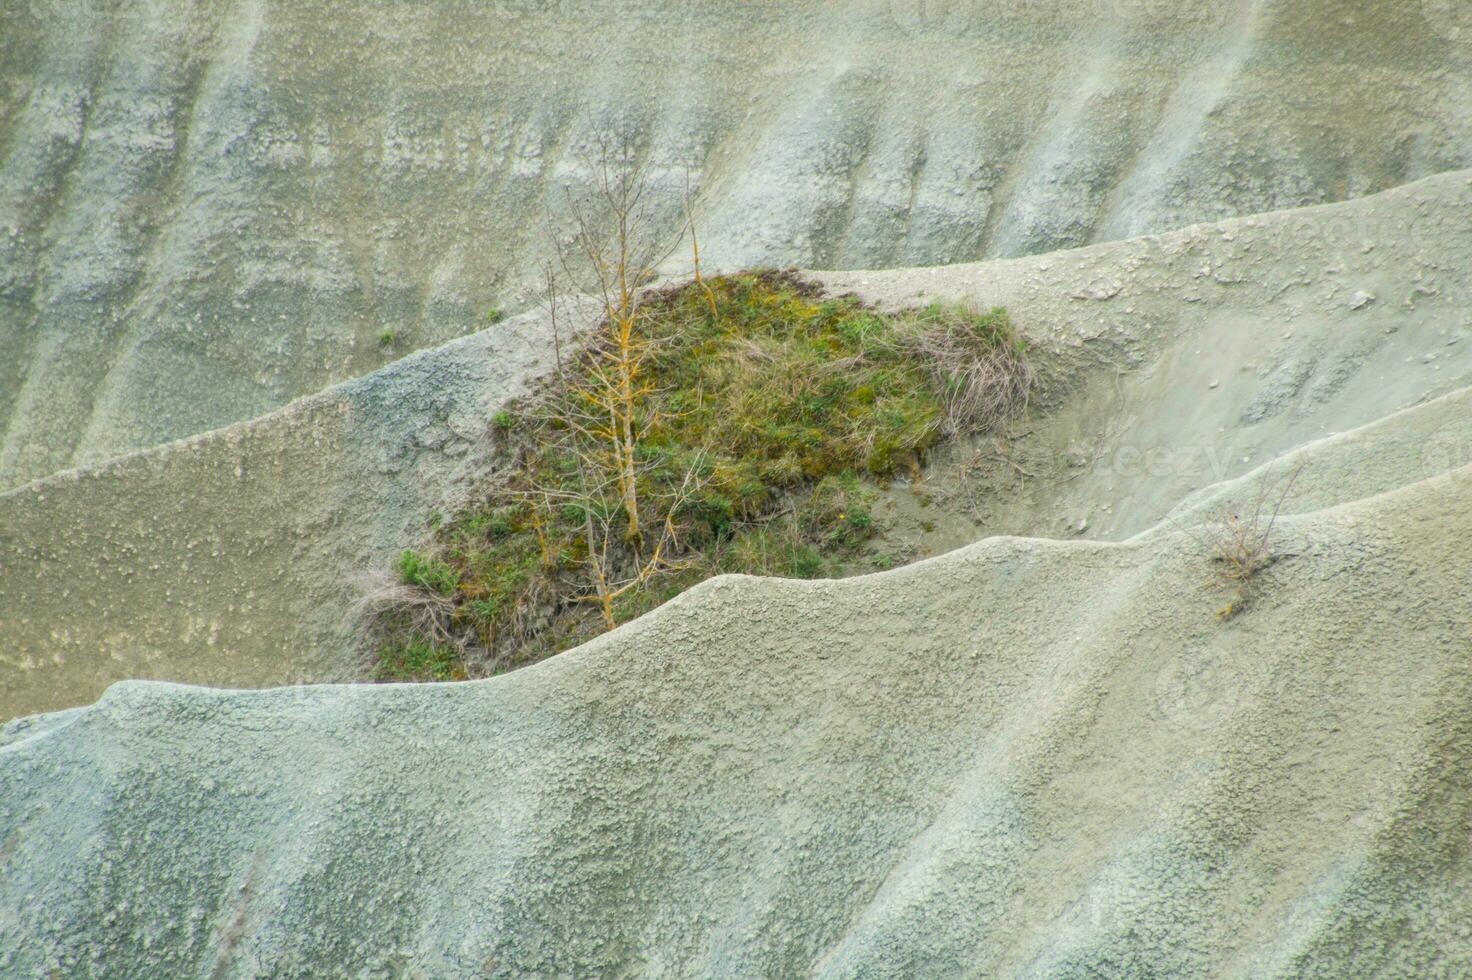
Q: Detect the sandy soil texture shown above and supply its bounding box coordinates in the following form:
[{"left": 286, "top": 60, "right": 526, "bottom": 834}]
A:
[{"left": 2, "top": 5, "right": 1470, "bottom": 973}]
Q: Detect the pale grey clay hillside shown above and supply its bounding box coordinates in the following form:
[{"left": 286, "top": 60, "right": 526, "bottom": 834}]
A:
[
  {"left": 1, "top": 1, "right": 1470, "bottom": 977},
  {"left": 2, "top": 0, "right": 1471, "bottom": 484}
]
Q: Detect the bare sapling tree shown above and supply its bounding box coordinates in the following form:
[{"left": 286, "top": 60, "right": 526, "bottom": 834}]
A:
[
  {"left": 684, "top": 175, "right": 720, "bottom": 320},
  {"left": 533, "top": 139, "right": 711, "bottom": 631},
  {"left": 524, "top": 447, "right": 707, "bottom": 629},
  {"left": 554, "top": 141, "right": 686, "bottom": 548}
]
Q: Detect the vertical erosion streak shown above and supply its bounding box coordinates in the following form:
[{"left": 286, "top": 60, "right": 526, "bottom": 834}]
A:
[
  {"left": 70, "top": 15, "right": 222, "bottom": 469},
  {"left": 68, "top": 0, "right": 268, "bottom": 471},
  {"left": 1091, "top": 0, "right": 1264, "bottom": 244},
  {"left": 0, "top": 77, "right": 95, "bottom": 473},
  {"left": 979, "top": 23, "right": 1129, "bottom": 261},
  {"left": 0, "top": 3, "right": 221, "bottom": 483},
  {"left": 0, "top": 9, "right": 113, "bottom": 488}
]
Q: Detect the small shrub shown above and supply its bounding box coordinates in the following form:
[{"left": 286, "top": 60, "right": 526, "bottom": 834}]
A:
[
  {"left": 1204, "top": 464, "right": 1302, "bottom": 619},
  {"left": 491, "top": 410, "right": 515, "bottom": 432},
  {"left": 788, "top": 545, "right": 825, "bottom": 579},
  {"left": 375, "top": 640, "right": 463, "bottom": 682},
  {"left": 378, "top": 329, "right": 397, "bottom": 348},
  {"left": 354, "top": 569, "right": 460, "bottom": 654},
  {"left": 894, "top": 303, "right": 1034, "bottom": 436}
]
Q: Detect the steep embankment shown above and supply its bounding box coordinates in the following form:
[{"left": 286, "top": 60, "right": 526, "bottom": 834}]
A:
[
  {"left": 3, "top": 171, "right": 1470, "bottom": 721},
  {"left": 1, "top": 427, "right": 1468, "bottom": 975},
  {"left": 2, "top": 0, "right": 1470, "bottom": 485}
]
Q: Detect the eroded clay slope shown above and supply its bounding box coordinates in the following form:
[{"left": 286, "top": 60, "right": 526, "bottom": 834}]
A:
[
  {"left": 3, "top": 0, "right": 1471, "bottom": 485},
  {"left": 1, "top": 444, "right": 1467, "bottom": 976},
  {"left": 0, "top": 306, "right": 565, "bottom": 717},
  {"left": 3, "top": 171, "right": 1470, "bottom": 721}
]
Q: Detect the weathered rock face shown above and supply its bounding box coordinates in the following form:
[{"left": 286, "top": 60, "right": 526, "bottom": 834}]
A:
[
  {"left": 0, "top": 306, "right": 564, "bottom": 718},
  {"left": 2, "top": 0, "right": 1470, "bottom": 486}
]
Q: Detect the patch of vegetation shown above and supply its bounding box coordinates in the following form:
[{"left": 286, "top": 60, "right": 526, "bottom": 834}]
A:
[
  {"left": 360, "top": 269, "right": 1032, "bottom": 681},
  {"left": 378, "top": 329, "right": 397, "bottom": 348},
  {"left": 1203, "top": 464, "right": 1302, "bottom": 619},
  {"left": 394, "top": 549, "right": 459, "bottom": 597},
  {"left": 375, "top": 639, "right": 466, "bottom": 682}
]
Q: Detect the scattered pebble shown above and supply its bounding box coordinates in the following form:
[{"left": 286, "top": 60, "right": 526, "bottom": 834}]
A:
[{"left": 1349, "top": 290, "right": 1376, "bottom": 310}]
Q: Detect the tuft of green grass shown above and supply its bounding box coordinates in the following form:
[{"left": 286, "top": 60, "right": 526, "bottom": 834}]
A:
[
  {"left": 378, "top": 329, "right": 397, "bottom": 348},
  {"left": 375, "top": 639, "right": 464, "bottom": 682},
  {"left": 394, "top": 549, "right": 460, "bottom": 598},
  {"left": 364, "top": 272, "right": 1031, "bottom": 680}
]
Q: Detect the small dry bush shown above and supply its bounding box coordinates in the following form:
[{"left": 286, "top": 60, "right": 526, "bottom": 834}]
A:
[
  {"left": 355, "top": 570, "right": 456, "bottom": 646},
  {"left": 1203, "top": 464, "right": 1302, "bottom": 619}
]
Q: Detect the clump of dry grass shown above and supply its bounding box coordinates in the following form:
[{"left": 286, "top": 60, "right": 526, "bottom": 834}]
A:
[
  {"left": 353, "top": 569, "right": 462, "bottom": 656},
  {"left": 895, "top": 303, "right": 1035, "bottom": 437},
  {"left": 1203, "top": 463, "right": 1303, "bottom": 619}
]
